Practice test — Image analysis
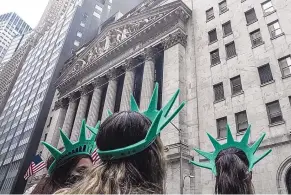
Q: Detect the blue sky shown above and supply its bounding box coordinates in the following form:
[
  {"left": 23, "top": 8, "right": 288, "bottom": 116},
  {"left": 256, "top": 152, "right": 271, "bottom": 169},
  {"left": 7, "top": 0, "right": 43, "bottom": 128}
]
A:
[{"left": 0, "top": 0, "right": 49, "bottom": 28}]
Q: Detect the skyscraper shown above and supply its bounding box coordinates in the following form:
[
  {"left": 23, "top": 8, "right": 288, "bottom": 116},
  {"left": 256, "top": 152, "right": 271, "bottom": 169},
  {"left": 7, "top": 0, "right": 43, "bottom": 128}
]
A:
[
  {"left": 0, "top": 32, "right": 32, "bottom": 72},
  {"left": 0, "top": 0, "right": 113, "bottom": 193},
  {"left": 0, "top": 13, "right": 31, "bottom": 62}
]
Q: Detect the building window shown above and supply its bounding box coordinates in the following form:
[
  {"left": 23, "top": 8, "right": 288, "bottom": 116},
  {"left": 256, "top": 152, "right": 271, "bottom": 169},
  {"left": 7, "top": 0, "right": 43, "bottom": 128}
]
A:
[
  {"left": 76, "top": 32, "right": 82, "bottom": 38},
  {"left": 222, "top": 21, "right": 232, "bottom": 36},
  {"left": 225, "top": 41, "right": 237, "bottom": 59},
  {"left": 262, "top": 0, "right": 275, "bottom": 15},
  {"left": 289, "top": 96, "right": 291, "bottom": 106},
  {"left": 47, "top": 117, "right": 52, "bottom": 127},
  {"left": 93, "top": 12, "right": 101, "bottom": 19},
  {"left": 210, "top": 49, "right": 221, "bottom": 65},
  {"left": 74, "top": 40, "right": 80, "bottom": 47},
  {"left": 245, "top": 8, "right": 257, "bottom": 25},
  {"left": 268, "top": 20, "right": 283, "bottom": 39},
  {"left": 208, "top": 29, "right": 217, "bottom": 44},
  {"left": 95, "top": 4, "right": 103, "bottom": 12},
  {"left": 230, "top": 75, "right": 243, "bottom": 95},
  {"left": 279, "top": 56, "right": 291, "bottom": 78},
  {"left": 235, "top": 111, "right": 248, "bottom": 132},
  {"left": 250, "top": 29, "right": 263, "bottom": 47},
  {"left": 219, "top": 0, "right": 228, "bottom": 14},
  {"left": 266, "top": 100, "right": 283, "bottom": 124},
  {"left": 214, "top": 83, "right": 225, "bottom": 102},
  {"left": 80, "top": 21, "right": 85, "bottom": 27},
  {"left": 206, "top": 8, "right": 214, "bottom": 21},
  {"left": 258, "top": 64, "right": 274, "bottom": 84},
  {"left": 217, "top": 117, "right": 227, "bottom": 138}
]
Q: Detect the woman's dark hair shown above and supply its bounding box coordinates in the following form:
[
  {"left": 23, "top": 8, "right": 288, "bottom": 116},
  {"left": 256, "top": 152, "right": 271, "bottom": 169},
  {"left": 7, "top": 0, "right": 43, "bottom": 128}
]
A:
[
  {"left": 57, "top": 111, "right": 166, "bottom": 194},
  {"left": 215, "top": 147, "right": 254, "bottom": 194},
  {"left": 31, "top": 151, "right": 91, "bottom": 194}
]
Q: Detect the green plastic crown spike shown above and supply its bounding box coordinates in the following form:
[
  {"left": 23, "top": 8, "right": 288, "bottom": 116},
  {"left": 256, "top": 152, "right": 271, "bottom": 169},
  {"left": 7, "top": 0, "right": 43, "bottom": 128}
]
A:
[
  {"left": 189, "top": 124, "right": 272, "bottom": 176},
  {"left": 42, "top": 119, "right": 100, "bottom": 174},
  {"left": 87, "top": 82, "right": 186, "bottom": 160}
]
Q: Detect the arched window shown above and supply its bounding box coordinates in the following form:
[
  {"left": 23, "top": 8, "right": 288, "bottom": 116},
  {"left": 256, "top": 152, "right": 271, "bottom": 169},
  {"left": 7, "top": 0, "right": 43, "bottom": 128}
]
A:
[{"left": 286, "top": 168, "right": 291, "bottom": 194}]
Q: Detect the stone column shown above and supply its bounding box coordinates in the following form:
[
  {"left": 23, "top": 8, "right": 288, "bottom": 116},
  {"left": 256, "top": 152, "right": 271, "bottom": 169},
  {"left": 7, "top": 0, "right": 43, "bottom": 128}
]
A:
[
  {"left": 42, "top": 98, "right": 67, "bottom": 160},
  {"left": 161, "top": 30, "right": 188, "bottom": 194},
  {"left": 120, "top": 59, "right": 136, "bottom": 111},
  {"left": 70, "top": 85, "right": 91, "bottom": 142},
  {"left": 58, "top": 93, "right": 78, "bottom": 148},
  {"left": 87, "top": 78, "right": 105, "bottom": 127},
  {"left": 140, "top": 47, "right": 156, "bottom": 110},
  {"left": 101, "top": 69, "right": 120, "bottom": 121}
]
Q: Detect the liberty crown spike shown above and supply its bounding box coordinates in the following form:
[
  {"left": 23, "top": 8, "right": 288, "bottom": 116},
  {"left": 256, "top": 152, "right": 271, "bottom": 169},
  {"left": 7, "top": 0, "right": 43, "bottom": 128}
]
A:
[
  {"left": 190, "top": 124, "right": 272, "bottom": 176},
  {"left": 87, "top": 82, "right": 186, "bottom": 160},
  {"left": 42, "top": 119, "right": 97, "bottom": 175}
]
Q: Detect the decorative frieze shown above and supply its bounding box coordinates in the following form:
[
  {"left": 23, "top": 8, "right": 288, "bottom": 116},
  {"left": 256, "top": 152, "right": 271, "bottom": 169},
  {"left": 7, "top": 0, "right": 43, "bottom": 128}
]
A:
[
  {"left": 106, "top": 68, "right": 123, "bottom": 81},
  {"left": 92, "top": 77, "right": 107, "bottom": 88}
]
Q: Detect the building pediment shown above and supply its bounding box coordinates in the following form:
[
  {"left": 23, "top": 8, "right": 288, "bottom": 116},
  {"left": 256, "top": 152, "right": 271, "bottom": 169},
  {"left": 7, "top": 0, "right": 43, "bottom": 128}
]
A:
[{"left": 56, "top": 0, "right": 191, "bottom": 95}]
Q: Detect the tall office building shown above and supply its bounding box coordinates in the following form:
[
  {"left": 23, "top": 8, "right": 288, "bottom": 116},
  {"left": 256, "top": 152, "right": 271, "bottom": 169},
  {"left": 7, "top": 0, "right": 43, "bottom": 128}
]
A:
[
  {"left": 0, "top": 32, "right": 32, "bottom": 72},
  {"left": 0, "top": 0, "right": 116, "bottom": 193},
  {"left": 0, "top": 13, "right": 31, "bottom": 62},
  {"left": 43, "top": 0, "right": 291, "bottom": 193}
]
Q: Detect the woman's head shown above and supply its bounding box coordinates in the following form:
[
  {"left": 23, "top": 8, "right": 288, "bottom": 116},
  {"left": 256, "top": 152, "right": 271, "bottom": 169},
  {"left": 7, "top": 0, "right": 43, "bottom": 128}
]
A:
[
  {"left": 31, "top": 153, "right": 92, "bottom": 194},
  {"left": 58, "top": 111, "right": 166, "bottom": 194},
  {"left": 215, "top": 147, "right": 254, "bottom": 194}
]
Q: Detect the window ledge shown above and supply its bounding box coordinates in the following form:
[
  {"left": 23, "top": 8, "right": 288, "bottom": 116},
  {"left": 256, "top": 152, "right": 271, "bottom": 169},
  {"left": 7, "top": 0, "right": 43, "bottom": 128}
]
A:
[
  {"left": 206, "top": 16, "right": 215, "bottom": 22},
  {"left": 264, "top": 10, "right": 276, "bottom": 17},
  {"left": 252, "top": 42, "right": 265, "bottom": 49},
  {"left": 220, "top": 8, "right": 229, "bottom": 15},
  {"left": 232, "top": 91, "right": 244, "bottom": 97},
  {"left": 269, "top": 121, "right": 285, "bottom": 127},
  {"left": 226, "top": 55, "right": 237, "bottom": 60},
  {"left": 236, "top": 131, "right": 246, "bottom": 136},
  {"left": 246, "top": 19, "right": 258, "bottom": 26},
  {"left": 211, "top": 61, "right": 221, "bottom": 67},
  {"left": 282, "top": 74, "right": 291, "bottom": 79},
  {"left": 217, "top": 136, "right": 226, "bottom": 141},
  {"left": 271, "top": 33, "right": 285, "bottom": 40},
  {"left": 260, "top": 80, "right": 275, "bottom": 87},
  {"left": 214, "top": 98, "right": 225, "bottom": 104},
  {"left": 208, "top": 40, "right": 218, "bottom": 45},
  {"left": 223, "top": 32, "right": 233, "bottom": 38}
]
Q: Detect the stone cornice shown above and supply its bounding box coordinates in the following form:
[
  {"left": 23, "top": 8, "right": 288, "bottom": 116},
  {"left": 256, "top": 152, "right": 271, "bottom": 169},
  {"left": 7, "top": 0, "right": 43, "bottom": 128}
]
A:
[{"left": 57, "top": 1, "right": 191, "bottom": 96}]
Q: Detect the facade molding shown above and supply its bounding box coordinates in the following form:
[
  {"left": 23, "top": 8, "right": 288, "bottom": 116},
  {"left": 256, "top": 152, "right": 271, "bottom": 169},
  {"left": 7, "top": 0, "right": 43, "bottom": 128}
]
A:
[{"left": 56, "top": 1, "right": 191, "bottom": 95}]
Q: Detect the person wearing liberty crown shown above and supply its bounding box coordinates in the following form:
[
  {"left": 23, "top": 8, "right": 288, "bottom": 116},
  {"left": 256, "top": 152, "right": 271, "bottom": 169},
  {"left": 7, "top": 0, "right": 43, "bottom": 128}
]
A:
[
  {"left": 55, "top": 83, "right": 186, "bottom": 194},
  {"left": 30, "top": 120, "right": 98, "bottom": 194},
  {"left": 190, "top": 125, "right": 272, "bottom": 194}
]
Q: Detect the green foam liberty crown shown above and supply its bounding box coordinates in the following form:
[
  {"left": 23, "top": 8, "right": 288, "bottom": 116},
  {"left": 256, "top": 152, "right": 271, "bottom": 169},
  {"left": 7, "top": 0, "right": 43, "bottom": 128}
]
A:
[
  {"left": 87, "top": 83, "right": 186, "bottom": 160},
  {"left": 189, "top": 124, "right": 272, "bottom": 175},
  {"left": 42, "top": 119, "right": 100, "bottom": 174}
]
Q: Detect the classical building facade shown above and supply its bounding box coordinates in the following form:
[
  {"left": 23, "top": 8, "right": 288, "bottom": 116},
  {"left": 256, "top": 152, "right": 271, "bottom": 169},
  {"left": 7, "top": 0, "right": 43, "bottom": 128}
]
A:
[{"left": 41, "top": 0, "right": 291, "bottom": 193}]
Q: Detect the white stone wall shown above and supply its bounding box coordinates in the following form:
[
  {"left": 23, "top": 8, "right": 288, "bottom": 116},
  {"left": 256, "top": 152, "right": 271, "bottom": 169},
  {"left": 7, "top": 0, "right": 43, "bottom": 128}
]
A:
[{"left": 191, "top": 0, "right": 291, "bottom": 193}]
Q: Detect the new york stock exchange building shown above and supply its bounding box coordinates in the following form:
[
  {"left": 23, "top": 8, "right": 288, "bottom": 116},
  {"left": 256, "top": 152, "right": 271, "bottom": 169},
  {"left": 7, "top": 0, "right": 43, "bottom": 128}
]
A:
[{"left": 34, "top": 0, "right": 291, "bottom": 193}]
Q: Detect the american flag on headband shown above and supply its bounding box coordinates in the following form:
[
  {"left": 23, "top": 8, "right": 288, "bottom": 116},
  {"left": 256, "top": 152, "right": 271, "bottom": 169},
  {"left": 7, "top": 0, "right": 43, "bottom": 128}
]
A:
[
  {"left": 91, "top": 148, "right": 101, "bottom": 165},
  {"left": 24, "top": 154, "right": 46, "bottom": 180}
]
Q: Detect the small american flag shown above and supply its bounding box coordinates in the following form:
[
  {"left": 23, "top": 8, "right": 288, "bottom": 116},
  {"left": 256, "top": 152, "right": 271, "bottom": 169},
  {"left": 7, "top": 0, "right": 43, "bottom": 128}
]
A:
[
  {"left": 91, "top": 148, "right": 101, "bottom": 165},
  {"left": 24, "top": 154, "right": 46, "bottom": 180}
]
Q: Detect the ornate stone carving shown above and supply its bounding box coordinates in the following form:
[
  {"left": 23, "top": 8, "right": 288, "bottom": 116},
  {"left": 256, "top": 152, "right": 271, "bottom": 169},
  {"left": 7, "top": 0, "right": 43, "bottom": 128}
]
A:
[
  {"left": 106, "top": 68, "right": 123, "bottom": 80},
  {"left": 57, "top": 1, "right": 192, "bottom": 93},
  {"left": 92, "top": 77, "right": 107, "bottom": 88},
  {"left": 68, "top": 92, "right": 79, "bottom": 102},
  {"left": 80, "top": 85, "right": 92, "bottom": 96},
  {"left": 53, "top": 98, "right": 68, "bottom": 110},
  {"left": 162, "top": 29, "right": 188, "bottom": 50},
  {"left": 123, "top": 58, "right": 136, "bottom": 71},
  {"left": 143, "top": 47, "right": 157, "bottom": 61}
]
